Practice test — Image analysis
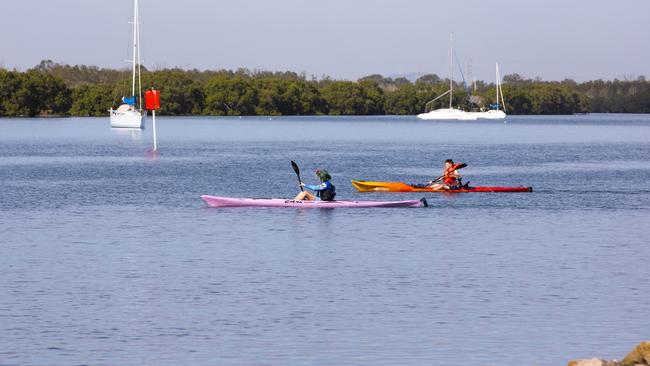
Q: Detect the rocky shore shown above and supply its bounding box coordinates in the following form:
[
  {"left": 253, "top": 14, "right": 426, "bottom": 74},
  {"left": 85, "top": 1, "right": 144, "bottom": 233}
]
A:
[{"left": 569, "top": 342, "right": 650, "bottom": 366}]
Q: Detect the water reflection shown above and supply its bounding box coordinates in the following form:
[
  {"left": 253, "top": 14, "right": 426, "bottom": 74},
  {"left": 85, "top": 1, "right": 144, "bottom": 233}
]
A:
[{"left": 111, "top": 127, "right": 142, "bottom": 141}]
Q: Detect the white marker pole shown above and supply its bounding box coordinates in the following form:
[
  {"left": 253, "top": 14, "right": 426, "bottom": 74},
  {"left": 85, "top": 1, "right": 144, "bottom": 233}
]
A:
[{"left": 152, "top": 110, "right": 158, "bottom": 151}]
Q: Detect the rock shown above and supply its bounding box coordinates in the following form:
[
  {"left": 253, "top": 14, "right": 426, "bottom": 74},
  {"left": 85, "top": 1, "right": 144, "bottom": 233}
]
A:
[
  {"left": 602, "top": 361, "right": 622, "bottom": 366},
  {"left": 622, "top": 341, "right": 650, "bottom": 365},
  {"left": 568, "top": 342, "right": 650, "bottom": 366},
  {"left": 568, "top": 358, "right": 611, "bottom": 366}
]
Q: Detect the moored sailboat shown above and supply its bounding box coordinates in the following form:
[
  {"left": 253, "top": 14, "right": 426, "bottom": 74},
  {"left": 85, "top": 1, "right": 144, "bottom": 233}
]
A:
[
  {"left": 417, "top": 34, "right": 476, "bottom": 121},
  {"left": 472, "top": 63, "right": 507, "bottom": 120},
  {"left": 110, "top": 0, "right": 145, "bottom": 129}
]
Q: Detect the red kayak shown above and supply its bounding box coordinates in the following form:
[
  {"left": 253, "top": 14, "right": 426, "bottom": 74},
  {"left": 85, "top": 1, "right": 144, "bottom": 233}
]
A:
[{"left": 352, "top": 180, "right": 533, "bottom": 193}]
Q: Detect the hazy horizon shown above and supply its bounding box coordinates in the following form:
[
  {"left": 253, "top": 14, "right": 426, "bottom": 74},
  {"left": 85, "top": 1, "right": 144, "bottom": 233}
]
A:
[{"left": 1, "top": 0, "right": 648, "bottom": 82}]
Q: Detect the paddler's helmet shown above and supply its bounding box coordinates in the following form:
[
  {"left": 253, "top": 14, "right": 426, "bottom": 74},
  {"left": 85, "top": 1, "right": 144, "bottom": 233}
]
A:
[{"left": 315, "top": 169, "right": 332, "bottom": 182}]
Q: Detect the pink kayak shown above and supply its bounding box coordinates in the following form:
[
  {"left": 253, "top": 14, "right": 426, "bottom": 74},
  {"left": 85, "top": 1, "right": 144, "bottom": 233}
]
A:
[{"left": 201, "top": 195, "right": 427, "bottom": 208}]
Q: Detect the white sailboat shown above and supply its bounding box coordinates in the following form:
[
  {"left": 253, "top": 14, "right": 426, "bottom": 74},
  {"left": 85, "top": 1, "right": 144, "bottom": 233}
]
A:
[
  {"left": 110, "top": 0, "right": 145, "bottom": 129},
  {"left": 473, "top": 63, "right": 507, "bottom": 120},
  {"left": 417, "top": 34, "right": 476, "bottom": 121}
]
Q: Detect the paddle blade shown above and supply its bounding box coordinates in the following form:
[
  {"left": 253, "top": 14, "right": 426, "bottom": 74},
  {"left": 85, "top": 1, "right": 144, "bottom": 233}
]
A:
[
  {"left": 291, "top": 160, "right": 303, "bottom": 191},
  {"left": 291, "top": 160, "right": 300, "bottom": 175},
  {"left": 457, "top": 163, "right": 468, "bottom": 170}
]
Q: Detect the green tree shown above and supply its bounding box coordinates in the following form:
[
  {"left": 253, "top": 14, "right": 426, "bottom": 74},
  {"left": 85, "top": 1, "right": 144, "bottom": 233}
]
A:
[
  {"left": 255, "top": 78, "right": 287, "bottom": 115},
  {"left": 9, "top": 70, "right": 72, "bottom": 116},
  {"left": 69, "top": 84, "right": 115, "bottom": 116},
  {"left": 254, "top": 78, "right": 326, "bottom": 115},
  {"left": 385, "top": 83, "right": 419, "bottom": 115},
  {"left": 322, "top": 81, "right": 385, "bottom": 115},
  {"left": 282, "top": 80, "right": 327, "bottom": 115},
  {"left": 358, "top": 80, "right": 385, "bottom": 114},
  {"left": 204, "top": 75, "right": 258, "bottom": 115},
  {"left": 145, "top": 70, "right": 205, "bottom": 115},
  {"left": 0, "top": 69, "right": 22, "bottom": 116},
  {"left": 415, "top": 74, "right": 441, "bottom": 86}
]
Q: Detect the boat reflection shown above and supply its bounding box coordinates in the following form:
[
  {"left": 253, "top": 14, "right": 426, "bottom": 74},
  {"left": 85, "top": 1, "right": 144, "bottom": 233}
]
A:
[{"left": 110, "top": 127, "right": 142, "bottom": 141}]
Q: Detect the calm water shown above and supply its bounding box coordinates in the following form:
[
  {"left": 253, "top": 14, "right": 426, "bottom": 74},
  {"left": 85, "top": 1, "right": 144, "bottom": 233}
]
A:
[{"left": 1, "top": 115, "right": 649, "bottom": 366}]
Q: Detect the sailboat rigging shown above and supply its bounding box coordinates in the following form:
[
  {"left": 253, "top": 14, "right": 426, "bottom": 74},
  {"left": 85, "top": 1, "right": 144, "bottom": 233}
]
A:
[
  {"left": 109, "top": 0, "right": 145, "bottom": 129},
  {"left": 417, "top": 34, "right": 476, "bottom": 121}
]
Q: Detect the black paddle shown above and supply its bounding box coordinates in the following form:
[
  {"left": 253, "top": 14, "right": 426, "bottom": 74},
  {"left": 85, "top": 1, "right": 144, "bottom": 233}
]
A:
[{"left": 291, "top": 160, "right": 303, "bottom": 192}]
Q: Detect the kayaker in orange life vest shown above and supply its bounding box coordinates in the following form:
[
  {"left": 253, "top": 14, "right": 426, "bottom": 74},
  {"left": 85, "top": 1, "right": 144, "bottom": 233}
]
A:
[{"left": 427, "top": 159, "right": 464, "bottom": 190}]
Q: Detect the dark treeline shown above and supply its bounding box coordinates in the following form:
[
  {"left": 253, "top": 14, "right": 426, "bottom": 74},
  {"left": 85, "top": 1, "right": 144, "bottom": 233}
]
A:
[{"left": 1, "top": 60, "right": 649, "bottom": 117}]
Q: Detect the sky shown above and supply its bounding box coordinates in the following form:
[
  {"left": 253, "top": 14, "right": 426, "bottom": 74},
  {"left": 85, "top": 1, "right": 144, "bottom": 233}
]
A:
[{"left": 0, "top": 0, "right": 648, "bottom": 82}]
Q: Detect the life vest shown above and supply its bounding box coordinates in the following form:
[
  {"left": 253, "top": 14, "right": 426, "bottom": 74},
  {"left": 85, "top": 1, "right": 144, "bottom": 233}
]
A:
[
  {"left": 317, "top": 181, "right": 336, "bottom": 201},
  {"left": 443, "top": 163, "right": 463, "bottom": 185}
]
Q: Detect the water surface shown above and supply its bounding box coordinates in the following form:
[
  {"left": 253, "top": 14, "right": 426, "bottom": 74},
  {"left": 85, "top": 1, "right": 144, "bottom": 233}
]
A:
[{"left": 1, "top": 115, "right": 649, "bottom": 365}]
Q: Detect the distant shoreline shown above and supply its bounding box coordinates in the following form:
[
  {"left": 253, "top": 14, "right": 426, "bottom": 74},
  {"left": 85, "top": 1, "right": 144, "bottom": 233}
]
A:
[
  {"left": 5, "top": 112, "right": 650, "bottom": 120},
  {"left": 1, "top": 60, "right": 649, "bottom": 118}
]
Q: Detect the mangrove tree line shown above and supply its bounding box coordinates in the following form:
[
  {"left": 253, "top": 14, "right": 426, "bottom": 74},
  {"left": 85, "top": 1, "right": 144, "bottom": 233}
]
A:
[{"left": 1, "top": 60, "right": 649, "bottom": 117}]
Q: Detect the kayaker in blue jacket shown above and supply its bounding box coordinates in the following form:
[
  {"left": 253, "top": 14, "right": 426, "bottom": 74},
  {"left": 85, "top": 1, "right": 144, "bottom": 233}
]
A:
[{"left": 295, "top": 169, "right": 336, "bottom": 201}]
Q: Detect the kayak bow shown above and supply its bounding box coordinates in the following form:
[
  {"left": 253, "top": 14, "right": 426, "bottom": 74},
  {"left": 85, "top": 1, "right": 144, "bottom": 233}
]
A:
[
  {"left": 201, "top": 195, "right": 427, "bottom": 208},
  {"left": 351, "top": 180, "right": 533, "bottom": 193}
]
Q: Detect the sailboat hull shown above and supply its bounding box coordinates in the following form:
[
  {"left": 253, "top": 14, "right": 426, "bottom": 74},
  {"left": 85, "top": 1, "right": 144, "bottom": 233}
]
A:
[
  {"left": 471, "top": 110, "right": 506, "bottom": 120},
  {"left": 110, "top": 108, "right": 145, "bottom": 129},
  {"left": 417, "top": 108, "right": 477, "bottom": 121}
]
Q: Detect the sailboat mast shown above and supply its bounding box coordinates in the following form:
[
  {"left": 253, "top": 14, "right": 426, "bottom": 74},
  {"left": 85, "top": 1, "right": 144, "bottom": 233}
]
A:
[
  {"left": 136, "top": 0, "right": 142, "bottom": 111},
  {"left": 449, "top": 33, "right": 453, "bottom": 109},
  {"left": 131, "top": 0, "right": 138, "bottom": 99},
  {"left": 495, "top": 63, "right": 500, "bottom": 109},
  {"left": 497, "top": 63, "right": 506, "bottom": 112}
]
